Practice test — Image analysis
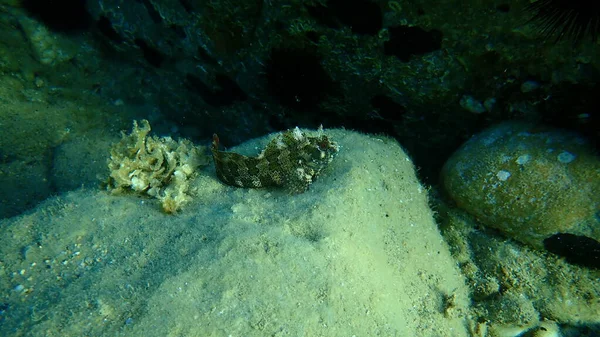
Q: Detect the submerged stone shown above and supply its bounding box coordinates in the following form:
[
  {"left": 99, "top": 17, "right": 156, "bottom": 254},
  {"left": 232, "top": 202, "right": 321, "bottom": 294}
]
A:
[{"left": 441, "top": 121, "right": 600, "bottom": 250}]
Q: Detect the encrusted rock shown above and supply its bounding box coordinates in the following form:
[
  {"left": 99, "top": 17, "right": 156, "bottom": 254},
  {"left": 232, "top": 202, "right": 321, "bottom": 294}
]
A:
[{"left": 441, "top": 121, "right": 600, "bottom": 249}]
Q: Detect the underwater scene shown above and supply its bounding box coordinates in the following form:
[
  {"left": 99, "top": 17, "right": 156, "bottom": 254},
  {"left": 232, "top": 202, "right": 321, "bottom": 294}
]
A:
[{"left": 0, "top": 0, "right": 599, "bottom": 336}]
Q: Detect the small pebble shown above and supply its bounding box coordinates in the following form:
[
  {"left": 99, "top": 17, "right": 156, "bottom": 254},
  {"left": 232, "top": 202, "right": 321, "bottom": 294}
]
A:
[
  {"left": 557, "top": 151, "right": 575, "bottom": 164},
  {"left": 496, "top": 170, "right": 511, "bottom": 181},
  {"left": 460, "top": 95, "right": 486, "bottom": 114},
  {"left": 520, "top": 80, "right": 540, "bottom": 93}
]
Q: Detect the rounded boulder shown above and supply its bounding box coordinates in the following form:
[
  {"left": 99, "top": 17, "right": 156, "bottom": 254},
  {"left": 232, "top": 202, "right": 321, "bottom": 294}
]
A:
[{"left": 441, "top": 121, "right": 600, "bottom": 249}]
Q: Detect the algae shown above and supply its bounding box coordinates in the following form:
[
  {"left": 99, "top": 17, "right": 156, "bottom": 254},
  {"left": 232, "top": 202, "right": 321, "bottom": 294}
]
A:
[{"left": 107, "top": 120, "right": 209, "bottom": 213}]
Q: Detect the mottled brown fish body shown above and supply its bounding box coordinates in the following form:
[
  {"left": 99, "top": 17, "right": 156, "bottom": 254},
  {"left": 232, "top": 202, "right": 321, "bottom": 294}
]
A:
[
  {"left": 211, "top": 127, "right": 338, "bottom": 193},
  {"left": 212, "top": 151, "right": 279, "bottom": 188}
]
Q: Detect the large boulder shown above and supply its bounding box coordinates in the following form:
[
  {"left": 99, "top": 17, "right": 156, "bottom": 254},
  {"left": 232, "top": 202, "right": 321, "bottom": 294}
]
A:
[
  {"left": 0, "top": 128, "right": 470, "bottom": 337},
  {"left": 441, "top": 121, "right": 600, "bottom": 251}
]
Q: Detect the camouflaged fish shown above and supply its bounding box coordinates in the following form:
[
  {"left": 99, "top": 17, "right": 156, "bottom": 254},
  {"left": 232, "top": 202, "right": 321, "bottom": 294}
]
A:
[{"left": 211, "top": 126, "right": 338, "bottom": 193}]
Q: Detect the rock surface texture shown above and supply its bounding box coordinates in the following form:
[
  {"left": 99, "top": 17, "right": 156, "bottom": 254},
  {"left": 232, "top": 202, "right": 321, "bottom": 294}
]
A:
[
  {"left": 0, "top": 129, "right": 470, "bottom": 336},
  {"left": 441, "top": 121, "right": 600, "bottom": 250}
]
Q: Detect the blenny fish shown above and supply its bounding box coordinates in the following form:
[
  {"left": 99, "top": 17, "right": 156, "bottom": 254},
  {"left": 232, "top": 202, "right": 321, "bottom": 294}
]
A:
[{"left": 211, "top": 126, "right": 338, "bottom": 193}]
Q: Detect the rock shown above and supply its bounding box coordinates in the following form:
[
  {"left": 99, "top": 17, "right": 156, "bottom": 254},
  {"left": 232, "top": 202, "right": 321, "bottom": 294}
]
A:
[
  {"left": 438, "top": 204, "right": 600, "bottom": 334},
  {"left": 51, "top": 132, "right": 115, "bottom": 192},
  {"left": 0, "top": 159, "right": 51, "bottom": 218},
  {"left": 0, "top": 129, "right": 470, "bottom": 336},
  {"left": 441, "top": 121, "right": 600, "bottom": 249}
]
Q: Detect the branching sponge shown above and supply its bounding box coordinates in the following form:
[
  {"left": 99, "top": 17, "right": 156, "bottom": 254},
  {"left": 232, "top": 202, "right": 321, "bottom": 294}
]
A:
[{"left": 106, "top": 120, "right": 209, "bottom": 213}]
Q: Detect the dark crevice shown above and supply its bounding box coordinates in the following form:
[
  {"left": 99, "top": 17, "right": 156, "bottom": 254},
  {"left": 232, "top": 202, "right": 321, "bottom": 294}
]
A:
[
  {"left": 306, "top": 0, "right": 382, "bottom": 35},
  {"left": 196, "top": 47, "right": 219, "bottom": 66},
  {"left": 141, "top": 0, "right": 163, "bottom": 24},
  {"left": 384, "top": 25, "right": 443, "bottom": 62},
  {"left": 305, "top": 3, "right": 339, "bottom": 30},
  {"left": 264, "top": 47, "right": 337, "bottom": 111},
  {"left": 21, "top": 0, "right": 91, "bottom": 32},
  {"left": 305, "top": 31, "right": 321, "bottom": 43},
  {"left": 544, "top": 233, "right": 600, "bottom": 269},
  {"left": 185, "top": 73, "right": 247, "bottom": 107},
  {"left": 169, "top": 24, "right": 187, "bottom": 39},
  {"left": 496, "top": 3, "right": 510, "bottom": 12},
  {"left": 134, "top": 38, "right": 166, "bottom": 68},
  {"left": 537, "top": 82, "right": 600, "bottom": 150},
  {"left": 371, "top": 95, "right": 408, "bottom": 121},
  {"left": 178, "top": 0, "right": 194, "bottom": 13},
  {"left": 97, "top": 16, "right": 123, "bottom": 43}
]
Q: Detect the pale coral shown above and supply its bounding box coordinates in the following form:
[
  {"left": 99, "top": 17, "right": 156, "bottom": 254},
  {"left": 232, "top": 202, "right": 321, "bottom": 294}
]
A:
[{"left": 107, "top": 120, "right": 209, "bottom": 213}]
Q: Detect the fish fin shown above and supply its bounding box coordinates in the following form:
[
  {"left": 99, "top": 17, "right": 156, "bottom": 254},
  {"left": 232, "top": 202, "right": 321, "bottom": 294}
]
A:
[{"left": 212, "top": 134, "right": 220, "bottom": 152}]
